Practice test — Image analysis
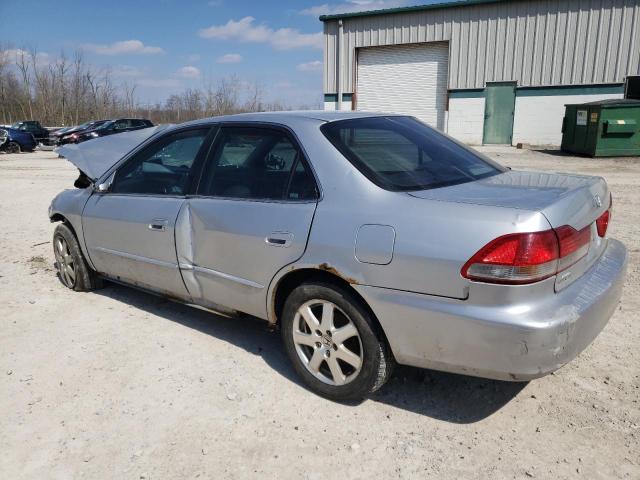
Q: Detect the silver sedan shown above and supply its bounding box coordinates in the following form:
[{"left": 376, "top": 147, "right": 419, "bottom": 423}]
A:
[{"left": 49, "top": 112, "right": 627, "bottom": 401}]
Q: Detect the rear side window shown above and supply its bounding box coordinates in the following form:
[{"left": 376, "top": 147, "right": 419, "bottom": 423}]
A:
[
  {"left": 321, "top": 116, "right": 504, "bottom": 191},
  {"left": 199, "top": 127, "right": 318, "bottom": 201}
]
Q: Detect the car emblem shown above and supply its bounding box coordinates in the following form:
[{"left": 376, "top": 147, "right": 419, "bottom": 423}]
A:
[{"left": 593, "top": 194, "right": 602, "bottom": 208}]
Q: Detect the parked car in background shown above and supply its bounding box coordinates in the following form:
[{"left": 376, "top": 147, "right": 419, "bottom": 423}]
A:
[
  {"left": 49, "top": 111, "right": 627, "bottom": 401},
  {"left": 11, "top": 120, "right": 52, "bottom": 146},
  {"left": 55, "top": 120, "right": 110, "bottom": 145},
  {"left": 0, "top": 127, "right": 37, "bottom": 153},
  {"left": 75, "top": 118, "right": 154, "bottom": 143},
  {"left": 49, "top": 126, "right": 73, "bottom": 141}
]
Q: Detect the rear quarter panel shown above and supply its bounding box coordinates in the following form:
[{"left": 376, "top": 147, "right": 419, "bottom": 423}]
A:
[
  {"left": 301, "top": 192, "right": 551, "bottom": 299},
  {"left": 276, "top": 119, "right": 553, "bottom": 300}
]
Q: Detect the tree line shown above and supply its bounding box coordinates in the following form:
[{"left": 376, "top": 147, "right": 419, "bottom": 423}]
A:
[{"left": 0, "top": 46, "right": 313, "bottom": 127}]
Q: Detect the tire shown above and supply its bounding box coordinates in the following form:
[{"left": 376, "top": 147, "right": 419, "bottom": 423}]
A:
[
  {"left": 5, "top": 141, "right": 20, "bottom": 154},
  {"left": 53, "top": 223, "right": 103, "bottom": 291},
  {"left": 281, "top": 282, "right": 395, "bottom": 401}
]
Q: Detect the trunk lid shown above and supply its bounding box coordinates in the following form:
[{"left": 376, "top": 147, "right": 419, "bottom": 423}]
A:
[{"left": 409, "top": 170, "right": 611, "bottom": 290}]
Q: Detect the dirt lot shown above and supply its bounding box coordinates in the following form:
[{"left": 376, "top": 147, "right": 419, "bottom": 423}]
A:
[{"left": 1, "top": 148, "right": 638, "bottom": 479}]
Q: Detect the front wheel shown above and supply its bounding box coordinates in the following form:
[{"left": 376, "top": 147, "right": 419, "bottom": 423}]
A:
[
  {"left": 53, "top": 223, "right": 103, "bottom": 291},
  {"left": 5, "top": 141, "right": 20, "bottom": 154},
  {"left": 281, "top": 282, "right": 394, "bottom": 401}
]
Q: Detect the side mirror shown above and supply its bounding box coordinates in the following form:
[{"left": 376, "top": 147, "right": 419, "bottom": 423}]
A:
[{"left": 95, "top": 173, "right": 115, "bottom": 193}]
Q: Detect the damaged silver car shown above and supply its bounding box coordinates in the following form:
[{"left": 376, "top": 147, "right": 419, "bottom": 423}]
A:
[{"left": 49, "top": 112, "right": 627, "bottom": 401}]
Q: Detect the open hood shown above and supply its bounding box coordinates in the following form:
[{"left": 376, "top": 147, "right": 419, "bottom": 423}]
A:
[{"left": 56, "top": 125, "right": 170, "bottom": 181}]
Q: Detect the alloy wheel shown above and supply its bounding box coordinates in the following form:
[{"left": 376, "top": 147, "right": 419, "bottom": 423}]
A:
[
  {"left": 54, "top": 235, "right": 76, "bottom": 288},
  {"left": 292, "top": 299, "right": 363, "bottom": 386}
]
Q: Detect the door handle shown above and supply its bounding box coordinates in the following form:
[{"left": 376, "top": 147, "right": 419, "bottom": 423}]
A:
[
  {"left": 148, "top": 218, "right": 168, "bottom": 232},
  {"left": 266, "top": 232, "right": 293, "bottom": 247}
]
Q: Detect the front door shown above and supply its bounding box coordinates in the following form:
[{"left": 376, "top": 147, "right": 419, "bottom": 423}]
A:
[
  {"left": 483, "top": 82, "right": 516, "bottom": 144},
  {"left": 82, "top": 127, "right": 211, "bottom": 297},
  {"left": 177, "top": 125, "right": 319, "bottom": 318}
]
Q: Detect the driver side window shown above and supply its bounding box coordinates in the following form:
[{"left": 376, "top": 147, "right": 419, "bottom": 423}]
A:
[{"left": 111, "top": 128, "right": 209, "bottom": 195}]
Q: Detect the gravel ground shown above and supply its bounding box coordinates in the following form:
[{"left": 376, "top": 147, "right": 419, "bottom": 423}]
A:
[{"left": 1, "top": 149, "right": 638, "bottom": 479}]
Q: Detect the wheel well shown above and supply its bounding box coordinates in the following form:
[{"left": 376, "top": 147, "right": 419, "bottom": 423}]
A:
[
  {"left": 50, "top": 214, "right": 78, "bottom": 238},
  {"left": 272, "top": 268, "right": 388, "bottom": 341}
]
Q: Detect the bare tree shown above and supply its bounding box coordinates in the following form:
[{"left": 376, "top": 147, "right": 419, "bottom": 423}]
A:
[
  {"left": 14, "top": 49, "right": 33, "bottom": 119},
  {"left": 0, "top": 46, "right": 318, "bottom": 126}
]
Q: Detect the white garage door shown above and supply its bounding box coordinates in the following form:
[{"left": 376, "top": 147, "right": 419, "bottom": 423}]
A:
[{"left": 356, "top": 42, "right": 449, "bottom": 130}]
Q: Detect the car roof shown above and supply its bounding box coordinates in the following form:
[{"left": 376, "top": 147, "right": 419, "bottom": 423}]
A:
[{"left": 178, "top": 110, "right": 392, "bottom": 129}]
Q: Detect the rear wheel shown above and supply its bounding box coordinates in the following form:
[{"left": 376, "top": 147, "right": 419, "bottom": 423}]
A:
[
  {"left": 53, "top": 223, "right": 103, "bottom": 291},
  {"left": 281, "top": 282, "right": 394, "bottom": 401},
  {"left": 5, "top": 141, "right": 20, "bottom": 154}
]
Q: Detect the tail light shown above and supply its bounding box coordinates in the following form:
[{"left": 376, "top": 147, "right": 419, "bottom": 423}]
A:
[
  {"left": 555, "top": 225, "right": 591, "bottom": 271},
  {"left": 462, "top": 224, "right": 591, "bottom": 285},
  {"left": 596, "top": 195, "right": 612, "bottom": 237}
]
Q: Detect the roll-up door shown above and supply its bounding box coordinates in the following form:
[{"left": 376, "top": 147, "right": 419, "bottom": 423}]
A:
[{"left": 356, "top": 42, "right": 449, "bottom": 130}]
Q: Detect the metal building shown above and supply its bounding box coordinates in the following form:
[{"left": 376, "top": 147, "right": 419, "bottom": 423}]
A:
[{"left": 321, "top": 0, "right": 640, "bottom": 145}]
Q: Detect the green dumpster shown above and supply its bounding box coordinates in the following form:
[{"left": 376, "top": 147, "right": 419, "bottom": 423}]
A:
[{"left": 561, "top": 99, "right": 640, "bottom": 157}]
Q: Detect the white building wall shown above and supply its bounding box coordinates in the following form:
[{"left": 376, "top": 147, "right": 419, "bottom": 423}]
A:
[
  {"left": 447, "top": 97, "right": 485, "bottom": 145},
  {"left": 512, "top": 93, "right": 623, "bottom": 146},
  {"left": 323, "top": 99, "right": 353, "bottom": 111}
]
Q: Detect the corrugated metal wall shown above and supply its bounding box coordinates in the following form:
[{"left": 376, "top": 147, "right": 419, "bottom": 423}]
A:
[{"left": 323, "top": 0, "right": 640, "bottom": 93}]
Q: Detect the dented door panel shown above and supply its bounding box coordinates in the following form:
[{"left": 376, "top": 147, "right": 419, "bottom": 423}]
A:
[{"left": 175, "top": 198, "right": 317, "bottom": 318}]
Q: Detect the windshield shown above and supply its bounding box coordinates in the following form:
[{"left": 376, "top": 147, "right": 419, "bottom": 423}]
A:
[
  {"left": 321, "top": 116, "right": 505, "bottom": 191},
  {"left": 95, "top": 121, "right": 114, "bottom": 131}
]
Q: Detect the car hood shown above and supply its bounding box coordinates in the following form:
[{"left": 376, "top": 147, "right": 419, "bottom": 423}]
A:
[
  {"left": 79, "top": 126, "right": 105, "bottom": 135},
  {"left": 56, "top": 125, "right": 169, "bottom": 180},
  {"left": 407, "top": 169, "right": 604, "bottom": 212},
  {"left": 58, "top": 126, "right": 81, "bottom": 135}
]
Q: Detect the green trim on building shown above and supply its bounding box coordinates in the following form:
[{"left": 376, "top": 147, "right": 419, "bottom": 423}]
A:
[
  {"left": 324, "top": 93, "right": 353, "bottom": 102},
  {"left": 326, "top": 84, "right": 624, "bottom": 104},
  {"left": 319, "top": 0, "right": 507, "bottom": 21},
  {"left": 449, "top": 89, "right": 485, "bottom": 99},
  {"left": 515, "top": 84, "right": 624, "bottom": 97},
  {"left": 449, "top": 84, "right": 625, "bottom": 99}
]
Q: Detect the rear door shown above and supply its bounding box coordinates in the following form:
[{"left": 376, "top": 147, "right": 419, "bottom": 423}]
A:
[
  {"left": 178, "top": 125, "right": 319, "bottom": 318},
  {"left": 82, "top": 127, "right": 212, "bottom": 297}
]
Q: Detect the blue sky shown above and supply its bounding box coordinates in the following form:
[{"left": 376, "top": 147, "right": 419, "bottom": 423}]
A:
[{"left": 0, "top": 0, "right": 426, "bottom": 107}]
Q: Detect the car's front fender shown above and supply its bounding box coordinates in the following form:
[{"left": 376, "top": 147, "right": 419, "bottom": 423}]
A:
[{"left": 49, "top": 187, "right": 95, "bottom": 269}]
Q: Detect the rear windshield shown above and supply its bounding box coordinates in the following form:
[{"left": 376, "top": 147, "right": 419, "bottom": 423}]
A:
[{"left": 321, "top": 116, "right": 505, "bottom": 191}]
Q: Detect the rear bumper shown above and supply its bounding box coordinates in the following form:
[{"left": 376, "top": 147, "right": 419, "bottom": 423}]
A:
[{"left": 355, "top": 239, "right": 627, "bottom": 381}]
